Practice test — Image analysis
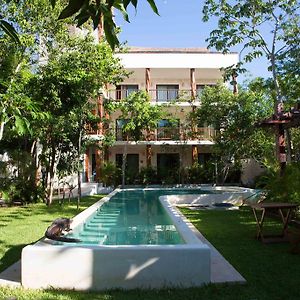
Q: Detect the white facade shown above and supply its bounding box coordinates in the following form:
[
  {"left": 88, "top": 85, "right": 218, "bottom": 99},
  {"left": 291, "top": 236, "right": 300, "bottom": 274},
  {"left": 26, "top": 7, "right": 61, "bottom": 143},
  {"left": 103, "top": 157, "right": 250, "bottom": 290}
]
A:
[{"left": 85, "top": 47, "right": 239, "bottom": 184}]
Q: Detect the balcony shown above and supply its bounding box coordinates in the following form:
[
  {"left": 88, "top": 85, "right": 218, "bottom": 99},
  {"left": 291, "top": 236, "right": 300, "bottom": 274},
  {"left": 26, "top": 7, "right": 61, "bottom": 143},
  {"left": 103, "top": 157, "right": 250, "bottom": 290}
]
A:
[
  {"left": 115, "top": 127, "right": 215, "bottom": 142},
  {"left": 107, "top": 89, "right": 202, "bottom": 103}
]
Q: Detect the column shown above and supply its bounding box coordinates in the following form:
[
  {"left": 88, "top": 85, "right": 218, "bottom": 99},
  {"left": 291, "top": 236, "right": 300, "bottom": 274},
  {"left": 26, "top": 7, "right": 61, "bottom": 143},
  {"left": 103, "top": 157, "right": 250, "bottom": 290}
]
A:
[
  {"left": 192, "top": 145, "right": 198, "bottom": 165},
  {"left": 95, "top": 148, "right": 102, "bottom": 182},
  {"left": 190, "top": 68, "right": 196, "bottom": 100},
  {"left": 146, "top": 68, "right": 151, "bottom": 93},
  {"left": 146, "top": 145, "right": 152, "bottom": 167},
  {"left": 232, "top": 70, "right": 238, "bottom": 95},
  {"left": 97, "top": 95, "right": 103, "bottom": 135},
  {"left": 85, "top": 149, "right": 89, "bottom": 182},
  {"left": 190, "top": 68, "right": 197, "bottom": 138},
  {"left": 97, "top": 14, "right": 104, "bottom": 43}
]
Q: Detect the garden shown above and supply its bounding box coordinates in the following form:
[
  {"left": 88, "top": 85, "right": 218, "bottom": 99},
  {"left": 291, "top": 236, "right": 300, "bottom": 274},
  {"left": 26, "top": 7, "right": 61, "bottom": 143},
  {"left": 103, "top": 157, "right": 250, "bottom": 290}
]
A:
[
  {"left": 0, "top": 0, "right": 300, "bottom": 299},
  {"left": 1, "top": 199, "right": 300, "bottom": 299}
]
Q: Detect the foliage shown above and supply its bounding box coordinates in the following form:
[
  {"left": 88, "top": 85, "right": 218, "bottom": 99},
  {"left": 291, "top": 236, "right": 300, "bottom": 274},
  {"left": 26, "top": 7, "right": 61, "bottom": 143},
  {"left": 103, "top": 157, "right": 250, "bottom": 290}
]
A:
[
  {"left": 138, "top": 166, "right": 158, "bottom": 185},
  {"left": 185, "top": 163, "right": 214, "bottom": 184},
  {"left": 255, "top": 163, "right": 300, "bottom": 203},
  {"left": 194, "top": 82, "right": 274, "bottom": 183},
  {"left": 108, "top": 91, "right": 166, "bottom": 140},
  {"left": 100, "top": 162, "right": 121, "bottom": 187},
  {"left": 0, "top": 137, "right": 44, "bottom": 204},
  {"left": 0, "top": 195, "right": 103, "bottom": 273},
  {"left": 203, "top": 0, "right": 300, "bottom": 107},
  {"left": 107, "top": 91, "right": 166, "bottom": 186},
  {"left": 290, "top": 128, "right": 300, "bottom": 162},
  {"left": 50, "top": 0, "right": 159, "bottom": 50},
  {"left": 0, "top": 0, "right": 69, "bottom": 141},
  {"left": 30, "top": 33, "right": 127, "bottom": 204}
]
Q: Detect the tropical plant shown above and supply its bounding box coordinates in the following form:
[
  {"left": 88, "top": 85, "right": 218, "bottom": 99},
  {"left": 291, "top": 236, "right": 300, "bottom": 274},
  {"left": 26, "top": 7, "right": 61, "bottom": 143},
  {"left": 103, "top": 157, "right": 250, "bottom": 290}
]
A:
[
  {"left": 50, "top": 0, "right": 159, "bottom": 50},
  {"left": 31, "top": 34, "right": 127, "bottom": 205},
  {"left": 137, "top": 166, "right": 158, "bottom": 185},
  {"left": 255, "top": 163, "right": 300, "bottom": 204},
  {"left": 185, "top": 163, "right": 214, "bottom": 184},
  {"left": 99, "top": 162, "right": 121, "bottom": 187},
  {"left": 107, "top": 91, "right": 166, "bottom": 187},
  {"left": 203, "top": 0, "right": 300, "bottom": 170},
  {"left": 194, "top": 82, "right": 274, "bottom": 183}
]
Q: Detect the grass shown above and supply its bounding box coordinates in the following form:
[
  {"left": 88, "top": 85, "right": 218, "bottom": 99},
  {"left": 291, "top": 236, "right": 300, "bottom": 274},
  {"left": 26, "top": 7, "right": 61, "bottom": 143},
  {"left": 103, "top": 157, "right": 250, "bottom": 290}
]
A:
[
  {"left": 0, "top": 195, "right": 103, "bottom": 273},
  {"left": 1, "top": 204, "right": 300, "bottom": 299}
]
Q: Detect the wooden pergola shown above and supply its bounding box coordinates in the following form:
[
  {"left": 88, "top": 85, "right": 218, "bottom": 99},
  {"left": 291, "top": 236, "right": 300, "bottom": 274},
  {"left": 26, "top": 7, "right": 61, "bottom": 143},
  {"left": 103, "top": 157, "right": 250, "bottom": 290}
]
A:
[{"left": 260, "top": 104, "right": 300, "bottom": 174}]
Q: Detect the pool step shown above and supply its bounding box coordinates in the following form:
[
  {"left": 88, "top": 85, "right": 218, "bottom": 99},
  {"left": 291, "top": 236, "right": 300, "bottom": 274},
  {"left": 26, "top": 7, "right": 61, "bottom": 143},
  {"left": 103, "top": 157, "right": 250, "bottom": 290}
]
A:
[
  {"left": 88, "top": 221, "right": 118, "bottom": 227},
  {"left": 94, "top": 214, "right": 120, "bottom": 218},
  {"left": 79, "top": 232, "right": 107, "bottom": 238}
]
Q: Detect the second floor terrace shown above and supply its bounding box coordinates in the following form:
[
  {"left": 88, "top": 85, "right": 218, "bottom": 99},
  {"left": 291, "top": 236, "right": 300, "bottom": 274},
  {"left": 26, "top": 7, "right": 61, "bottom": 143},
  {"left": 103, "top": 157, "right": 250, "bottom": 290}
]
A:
[
  {"left": 106, "top": 84, "right": 216, "bottom": 104},
  {"left": 114, "top": 125, "right": 215, "bottom": 143}
]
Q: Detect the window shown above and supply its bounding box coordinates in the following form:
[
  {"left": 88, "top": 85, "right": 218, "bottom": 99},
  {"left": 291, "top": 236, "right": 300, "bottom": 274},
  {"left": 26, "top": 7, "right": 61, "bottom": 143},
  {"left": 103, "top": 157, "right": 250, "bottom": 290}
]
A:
[
  {"left": 158, "top": 119, "right": 179, "bottom": 128},
  {"left": 157, "top": 119, "right": 180, "bottom": 140},
  {"left": 156, "top": 85, "right": 179, "bottom": 102},
  {"left": 198, "top": 153, "right": 212, "bottom": 165},
  {"left": 116, "top": 119, "right": 129, "bottom": 141},
  {"left": 116, "top": 85, "right": 139, "bottom": 100}
]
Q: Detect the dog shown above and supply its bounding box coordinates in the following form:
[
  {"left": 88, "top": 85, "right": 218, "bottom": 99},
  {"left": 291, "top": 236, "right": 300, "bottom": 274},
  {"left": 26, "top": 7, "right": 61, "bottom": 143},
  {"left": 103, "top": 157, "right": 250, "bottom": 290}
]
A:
[{"left": 45, "top": 218, "right": 81, "bottom": 243}]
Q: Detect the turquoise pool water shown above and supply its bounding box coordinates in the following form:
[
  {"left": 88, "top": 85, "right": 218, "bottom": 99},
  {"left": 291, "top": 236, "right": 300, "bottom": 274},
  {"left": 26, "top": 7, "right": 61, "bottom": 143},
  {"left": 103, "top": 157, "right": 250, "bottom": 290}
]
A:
[{"left": 67, "top": 189, "right": 216, "bottom": 246}]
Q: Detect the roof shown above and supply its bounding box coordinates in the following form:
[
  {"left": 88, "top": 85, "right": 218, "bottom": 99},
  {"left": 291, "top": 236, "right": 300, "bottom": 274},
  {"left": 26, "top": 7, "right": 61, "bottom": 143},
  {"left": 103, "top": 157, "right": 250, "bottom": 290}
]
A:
[{"left": 120, "top": 47, "right": 238, "bottom": 55}]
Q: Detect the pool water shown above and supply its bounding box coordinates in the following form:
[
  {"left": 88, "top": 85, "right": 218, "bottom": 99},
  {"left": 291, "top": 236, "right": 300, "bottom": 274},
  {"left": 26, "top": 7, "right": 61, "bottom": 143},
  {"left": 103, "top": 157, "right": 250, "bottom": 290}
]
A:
[{"left": 67, "top": 189, "right": 216, "bottom": 246}]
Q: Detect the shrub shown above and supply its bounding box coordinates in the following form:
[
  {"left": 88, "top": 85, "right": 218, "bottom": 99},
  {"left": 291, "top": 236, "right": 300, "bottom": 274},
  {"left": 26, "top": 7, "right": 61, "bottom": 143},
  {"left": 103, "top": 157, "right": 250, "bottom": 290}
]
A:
[
  {"left": 185, "top": 163, "right": 214, "bottom": 184},
  {"left": 138, "top": 166, "right": 158, "bottom": 185},
  {"left": 255, "top": 163, "right": 300, "bottom": 203},
  {"left": 99, "top": 162, "right": 121, "bottom": 187}
]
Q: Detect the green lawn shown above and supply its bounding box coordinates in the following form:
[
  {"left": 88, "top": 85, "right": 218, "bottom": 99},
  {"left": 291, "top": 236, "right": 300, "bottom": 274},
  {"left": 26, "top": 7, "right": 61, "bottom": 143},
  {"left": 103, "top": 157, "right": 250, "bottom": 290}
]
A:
[
  {"left": 0, "top": 196, "right": 103, "bottom": 273},
  {"left": 1, "top": 204, "right": 300, "bottom": 299}
]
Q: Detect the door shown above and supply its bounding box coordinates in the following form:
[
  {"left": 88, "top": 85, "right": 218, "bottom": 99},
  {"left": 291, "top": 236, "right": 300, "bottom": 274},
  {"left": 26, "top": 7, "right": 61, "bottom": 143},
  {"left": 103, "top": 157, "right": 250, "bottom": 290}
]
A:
[
  {"left": 116, "top": 154, "right": 139, "bottom": 184},
  {"left": 157, "top": 153, "right": 180, "bottom": 184}
]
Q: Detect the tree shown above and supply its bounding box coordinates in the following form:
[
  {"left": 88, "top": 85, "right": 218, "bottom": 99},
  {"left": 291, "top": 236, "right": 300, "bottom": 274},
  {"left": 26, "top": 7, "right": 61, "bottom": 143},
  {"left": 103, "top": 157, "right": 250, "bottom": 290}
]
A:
[
  {"left": 203, "top": 0, "right": 300, "bottom": 171},
  {"left": 50, "top": 0, "right": 159, "bottom": 50},
  {"left": 0, "top": 0, "right": 70, "bottom": 141},
  {"left": 31, "top": 34, "right": 128, "bottom": 205},
  {"left": 107, "top": 91, "right": 166, "bottom": 186},
  {"left": 194, "top": 82, "right": 274, "bottom": 183}
]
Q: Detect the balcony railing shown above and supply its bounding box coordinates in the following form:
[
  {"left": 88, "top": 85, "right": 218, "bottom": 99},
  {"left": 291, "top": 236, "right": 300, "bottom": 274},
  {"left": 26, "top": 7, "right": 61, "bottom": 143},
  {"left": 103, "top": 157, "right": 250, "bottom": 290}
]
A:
[
  {"left": 107, "top": 89, "right": 202, "bottom": 103},
  {"left": 115, "top": 127, "right": 215, "bottom": 142}
]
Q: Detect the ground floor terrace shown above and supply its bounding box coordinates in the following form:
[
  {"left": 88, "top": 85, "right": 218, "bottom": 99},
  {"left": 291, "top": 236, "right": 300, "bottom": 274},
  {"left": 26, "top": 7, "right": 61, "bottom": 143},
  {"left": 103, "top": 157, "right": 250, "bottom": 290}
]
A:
[{"left": 83, "top": 144, "right": 214, "bottom": 185}]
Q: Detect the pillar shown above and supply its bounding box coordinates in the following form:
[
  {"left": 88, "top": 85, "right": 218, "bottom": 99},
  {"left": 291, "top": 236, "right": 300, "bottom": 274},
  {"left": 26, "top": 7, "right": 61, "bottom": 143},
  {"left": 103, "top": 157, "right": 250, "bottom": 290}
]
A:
[
  {"left": 97, "top": 14, "right": 104, "bottom": 43},
  {"left": 190, "top": 68, "right": 196, "bottom": 100},
  {"left": 146, "top": 145, "right": 152, "bottom": 167},
  {"left": 97, "top": 95, "right": 103, "bottom": 135},
  {"left": 192, "top": 145, "right": 198, "bottom": 165},
  {"left": 95, "top": 148, "right": 102, "bottom": 182},
  {"left": 146, "top": 68, "right": 151, "bottom": 93},
  {"left": 85, "top": 149, "right": 89, "bottom": 182},
  {"left": 190, "top": 68, "right": 197, "bottom": 138},
  {"left": 232, "top": 70, "right": 238, "bottom": 95}
]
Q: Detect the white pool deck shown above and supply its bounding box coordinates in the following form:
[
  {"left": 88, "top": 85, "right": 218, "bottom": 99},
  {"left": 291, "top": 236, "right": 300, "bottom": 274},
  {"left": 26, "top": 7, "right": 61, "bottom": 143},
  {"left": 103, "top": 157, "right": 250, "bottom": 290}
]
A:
[{"left": 0, "top": 186, "right": 250, "bottom": 289}]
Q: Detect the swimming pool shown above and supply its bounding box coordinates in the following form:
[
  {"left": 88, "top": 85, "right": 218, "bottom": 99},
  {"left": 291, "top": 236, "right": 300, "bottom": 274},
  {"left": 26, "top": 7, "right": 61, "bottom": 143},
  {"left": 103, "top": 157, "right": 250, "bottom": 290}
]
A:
[
  {"left": 21, "top": 186, "right": 255, "bottom": 290},
  {"left": 67, "top": 189, "right": 217, "bottom": 246}
]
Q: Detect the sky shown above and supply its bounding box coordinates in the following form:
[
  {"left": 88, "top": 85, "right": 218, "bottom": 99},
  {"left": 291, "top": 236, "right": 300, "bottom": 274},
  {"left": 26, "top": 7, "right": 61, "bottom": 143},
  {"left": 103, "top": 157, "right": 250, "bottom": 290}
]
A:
[{"left": 115, "top": 0, "right": 272, "bottom": 83}]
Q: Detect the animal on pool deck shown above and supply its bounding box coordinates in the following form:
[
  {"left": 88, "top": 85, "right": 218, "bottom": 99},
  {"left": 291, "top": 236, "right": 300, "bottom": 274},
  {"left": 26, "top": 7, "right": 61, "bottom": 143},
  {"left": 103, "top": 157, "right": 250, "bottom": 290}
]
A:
[{"left": 45, "top": 218, "right": 81, "bottom": 243}]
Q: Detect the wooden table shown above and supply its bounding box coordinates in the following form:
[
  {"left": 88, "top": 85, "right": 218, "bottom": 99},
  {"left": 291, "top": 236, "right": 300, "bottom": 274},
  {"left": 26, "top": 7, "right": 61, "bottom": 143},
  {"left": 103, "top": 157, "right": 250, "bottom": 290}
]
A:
[{"left": 250, "top": 202, "right": 299, "bottom": 243}]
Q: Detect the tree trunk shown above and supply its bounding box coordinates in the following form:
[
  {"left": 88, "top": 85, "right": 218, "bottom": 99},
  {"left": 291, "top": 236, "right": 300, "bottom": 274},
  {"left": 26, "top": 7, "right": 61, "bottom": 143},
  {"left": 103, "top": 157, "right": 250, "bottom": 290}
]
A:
[
  {"left": 121, "top": 142, "right": 128, "bottom": 188},
  {"left": 0, "top": 121, "right": 5, "bottom": 141},
  {"left": 47, "top": 146, "right": 56, "bottom": 206},
  {"left": 77, "top": 128, "right": 82, "bottom": 210}
]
